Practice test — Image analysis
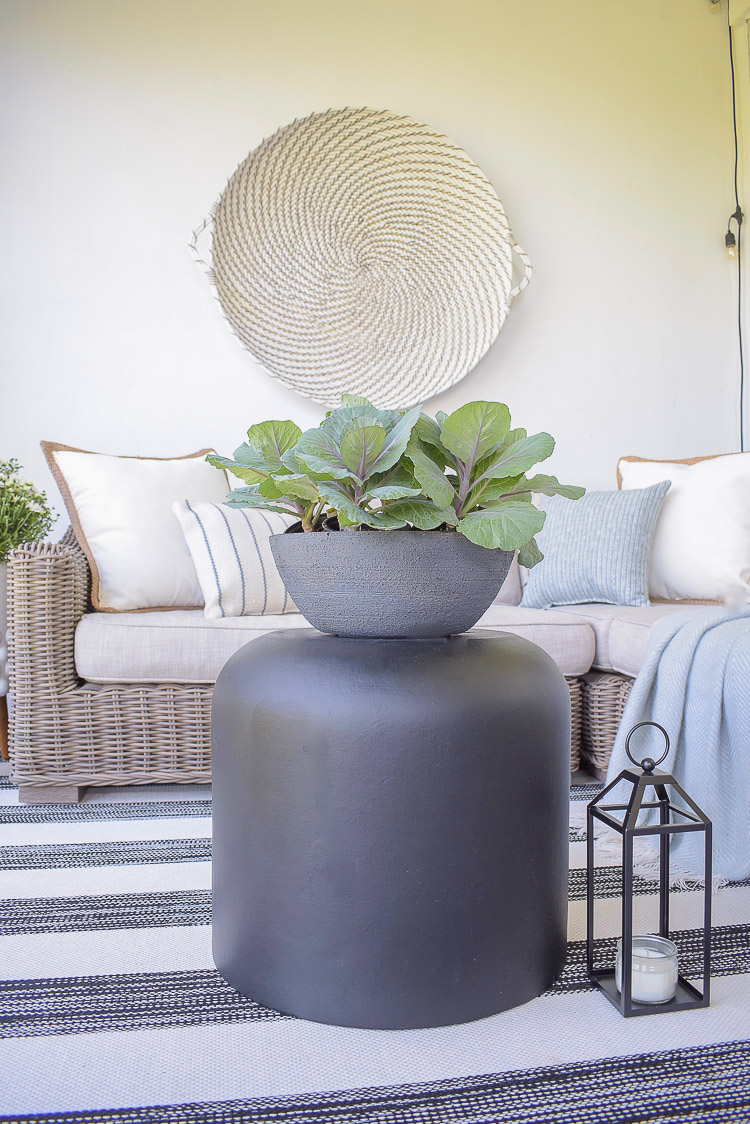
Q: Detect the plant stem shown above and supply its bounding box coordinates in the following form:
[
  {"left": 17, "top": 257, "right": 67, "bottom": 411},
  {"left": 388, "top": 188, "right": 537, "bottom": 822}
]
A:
[
  {"left": 462, "top": 477, "right": 490, "bottom": 514},
  {"left": 455, "top": 460, "right": 472, "bottom": 517}
]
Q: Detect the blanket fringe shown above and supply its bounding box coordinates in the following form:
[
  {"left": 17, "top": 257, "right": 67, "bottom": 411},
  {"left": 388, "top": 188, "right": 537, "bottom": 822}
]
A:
[{"left": 569, "top": 801, "right": 726, "bottom": 889}]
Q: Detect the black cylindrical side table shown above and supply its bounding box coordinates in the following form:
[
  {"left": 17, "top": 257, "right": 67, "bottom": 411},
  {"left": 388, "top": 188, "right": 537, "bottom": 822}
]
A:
[{"left": 212, "top": 628, "right": 569, "bottom": 1030}]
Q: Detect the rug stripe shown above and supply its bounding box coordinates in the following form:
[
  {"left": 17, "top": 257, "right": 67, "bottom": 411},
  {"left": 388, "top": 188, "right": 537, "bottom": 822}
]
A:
[
  {"left": 569, "top": 782, "right": 603, "bottom": 801},
  {"left": 568, "top": 866, "right": 750, "bottom": 900},
  {"left": 1, "top": 839, "right": 211, "bottom": 871},
  {"left": 1, "top": 922, "right": 747, "bottom": 1039},
  {"left": 0, "top": 859, "right": 211, "bottom": 903},
  {"left": 1, "top": 837, "right": 633, "bottom": 871},
  {"left": 0, "top": 801, "right": 212, "bottom": 825},
  {"left": 0, "top": 923, "right": 214, "bottom": 984},
  {"left": 3, "top": 817, "right": 216, "bottom": 848},
  {"left": 551, "top": 922, "right": 749, "bottom": 993},
  {"left": 0, "top": 781, "right": 600, "bottom": 825},
  {"left": 0, "top": 890, "right": 212, "bottom": 935},
  {"left": 0, "top": 969, "right": 289, "bottom": 1038},
  {"left": 2, "top": 1039, "right": 748, "bottom": 1123},
  {"left": 4, "top": 863, "right": 738, "bottom": 937}
]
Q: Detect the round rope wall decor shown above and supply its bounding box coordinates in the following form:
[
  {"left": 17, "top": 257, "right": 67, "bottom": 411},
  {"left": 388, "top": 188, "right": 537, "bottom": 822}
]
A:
[{"left": 207, "top": 108, "right": 532, "bottom": 410}]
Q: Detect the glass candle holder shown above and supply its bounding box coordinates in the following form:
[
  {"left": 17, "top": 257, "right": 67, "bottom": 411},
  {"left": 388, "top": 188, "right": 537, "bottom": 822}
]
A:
[{"left": 615, "top": 935, "right": 678, "bottom": 1004}]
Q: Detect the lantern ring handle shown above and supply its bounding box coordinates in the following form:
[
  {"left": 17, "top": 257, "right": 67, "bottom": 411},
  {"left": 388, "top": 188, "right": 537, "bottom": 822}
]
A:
[{"left": 624, "top": 721, "right": 670, "bottom": 771}]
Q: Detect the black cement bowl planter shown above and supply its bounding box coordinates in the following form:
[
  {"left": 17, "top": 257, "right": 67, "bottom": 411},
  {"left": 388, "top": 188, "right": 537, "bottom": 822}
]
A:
[{"left": 270, "top": 525, "right": 514, "bottom": 638}]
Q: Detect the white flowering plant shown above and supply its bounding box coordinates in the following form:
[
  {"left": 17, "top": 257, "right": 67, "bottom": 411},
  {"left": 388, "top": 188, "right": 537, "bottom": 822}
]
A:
[{"left": 0, "top": 459, "right": 57, "bottom": 562}]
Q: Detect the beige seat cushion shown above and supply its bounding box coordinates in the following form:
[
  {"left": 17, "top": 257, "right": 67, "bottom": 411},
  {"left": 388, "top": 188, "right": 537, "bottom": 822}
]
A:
[
  {"left": 473, "top": 604, "right": 594, "bottom": 674},
  {"left": 75, "top": 611, "right": 313, "bottom": 684},
  {"left": 555, "top": 602, "right": 717, "bottom": 676},
  {"left": 75, "top": 604, "right": 595, "bottom": 684}
]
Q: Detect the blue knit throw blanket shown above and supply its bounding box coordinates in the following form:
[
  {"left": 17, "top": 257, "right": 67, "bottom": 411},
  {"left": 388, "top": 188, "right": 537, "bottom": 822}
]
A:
[{"left": 605, "top": 606, "right": 750, "bottom": 881}]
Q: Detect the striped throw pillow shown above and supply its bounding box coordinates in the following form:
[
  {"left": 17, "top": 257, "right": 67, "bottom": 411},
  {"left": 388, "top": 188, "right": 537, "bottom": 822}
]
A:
[
  {"left": 521, "top": 482, "right": 671, "bottom": 609},
  {"left": 173, "top": 501, "right": 299, "bottom": 618}
]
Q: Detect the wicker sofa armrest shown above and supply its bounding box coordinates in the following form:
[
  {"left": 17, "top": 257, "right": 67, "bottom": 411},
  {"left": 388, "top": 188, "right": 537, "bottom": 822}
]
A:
[
  {"left": 7, "top": 528, "right": 90, "bottom": 699},
  {"left": 7, "top": 529, "right": 98, "bottom": 799},
  {"left": 7, "top": 529, "right": 213, "bottom": 801}
]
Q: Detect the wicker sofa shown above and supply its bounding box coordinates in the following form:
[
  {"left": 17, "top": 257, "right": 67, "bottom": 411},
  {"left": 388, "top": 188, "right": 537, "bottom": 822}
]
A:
[{"left": 7, "top": 530, "right": 654, "bottom": 803}]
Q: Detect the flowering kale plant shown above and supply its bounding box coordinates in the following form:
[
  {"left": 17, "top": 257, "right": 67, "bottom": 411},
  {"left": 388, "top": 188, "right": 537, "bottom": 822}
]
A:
[{"left": 208, "top": 397, "right": 585, "bottom": 565}]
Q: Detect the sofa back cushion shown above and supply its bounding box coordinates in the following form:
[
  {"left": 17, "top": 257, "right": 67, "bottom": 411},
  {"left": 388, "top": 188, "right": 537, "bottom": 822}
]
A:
[
  {"left": 618, "top": 453, "right": 750, "bottom": 604},
  {"left": 173, "top": 501, "right": 299, "bottom": 618},
  {"left": 42, "top": 442, "right": 228, "bottom": 611}
]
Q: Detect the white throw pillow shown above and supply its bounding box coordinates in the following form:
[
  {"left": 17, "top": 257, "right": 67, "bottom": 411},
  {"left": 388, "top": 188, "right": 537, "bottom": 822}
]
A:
[
  {"left": 43, "top": 443, "right": 228, "bottom": 611},
  {"left": 618, "top": 453, "right": 750, "bottom": 604},
  {"left": 173, "top": 501, "right": 299, "bottom": 618}
]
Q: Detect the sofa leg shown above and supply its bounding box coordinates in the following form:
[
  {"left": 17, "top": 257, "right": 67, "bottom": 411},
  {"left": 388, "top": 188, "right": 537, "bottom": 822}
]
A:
[{"left": 17, "top": 784, "right": 87, "bottom": 804}]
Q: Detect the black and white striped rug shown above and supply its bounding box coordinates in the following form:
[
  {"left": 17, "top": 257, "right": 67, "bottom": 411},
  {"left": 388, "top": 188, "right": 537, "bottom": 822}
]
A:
[{"left": 1, "top": 777, "right": 749, "bottom": 1122}]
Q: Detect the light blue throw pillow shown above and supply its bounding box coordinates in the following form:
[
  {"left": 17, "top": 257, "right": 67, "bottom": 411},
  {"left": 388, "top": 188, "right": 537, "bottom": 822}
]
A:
[{"left": 521, "top": 481, "right": 671, "bottom": 609}]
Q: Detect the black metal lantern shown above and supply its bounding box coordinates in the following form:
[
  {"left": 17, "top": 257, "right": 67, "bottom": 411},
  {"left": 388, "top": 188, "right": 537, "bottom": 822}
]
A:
[{"left": 586, "top": 721, "right": 712, "bottom": 1017}]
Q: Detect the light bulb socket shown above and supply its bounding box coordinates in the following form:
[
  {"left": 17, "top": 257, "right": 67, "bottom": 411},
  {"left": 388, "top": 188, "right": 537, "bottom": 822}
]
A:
[{"left": 726, "top": 208, "right": 743, "bottom": 258}]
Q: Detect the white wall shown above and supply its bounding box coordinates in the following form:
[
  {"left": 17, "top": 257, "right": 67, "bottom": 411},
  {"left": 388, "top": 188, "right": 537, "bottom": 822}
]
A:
[{"left": 0, "top": 0, "right": 745, "bottom": 521}]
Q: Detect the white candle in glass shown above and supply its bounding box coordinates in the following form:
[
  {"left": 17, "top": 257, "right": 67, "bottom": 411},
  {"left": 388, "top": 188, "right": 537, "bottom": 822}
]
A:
[{"left": 615, "top": 936, "right": 678, "bottom": 1004}]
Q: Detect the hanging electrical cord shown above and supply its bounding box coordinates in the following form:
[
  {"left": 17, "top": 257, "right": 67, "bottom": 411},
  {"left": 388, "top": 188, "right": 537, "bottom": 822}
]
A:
[{"left": 725, "top": 6, "right": 745, "bottom": 451}]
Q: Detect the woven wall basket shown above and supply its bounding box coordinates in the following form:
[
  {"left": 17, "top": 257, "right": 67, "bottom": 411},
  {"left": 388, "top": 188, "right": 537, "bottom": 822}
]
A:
[{"left": 204, "top": 108, "right": 532, "bottom": 410}]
